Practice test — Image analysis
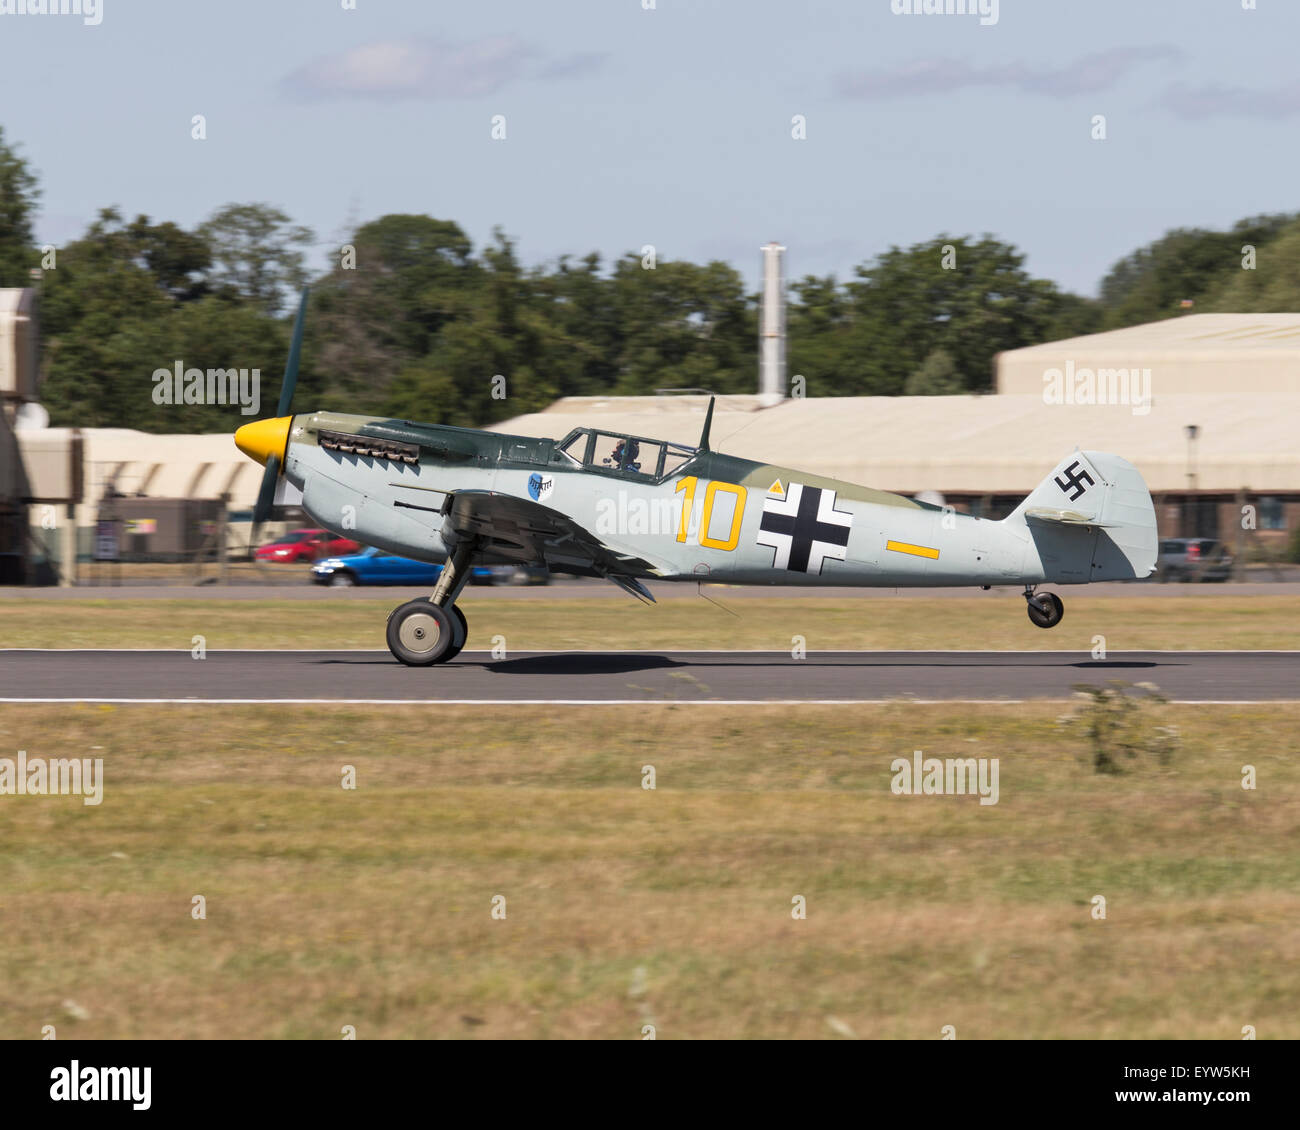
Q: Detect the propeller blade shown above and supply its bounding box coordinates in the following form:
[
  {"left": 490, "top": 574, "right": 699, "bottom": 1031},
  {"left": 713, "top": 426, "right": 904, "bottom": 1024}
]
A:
[
  {"left": 275, "top": 287, "right": 310, "bottom": 418},
  {"left": 252, "top": 454, "right": 280, "bottom": 526},
  {"left": 250, "top": 288, "right": 309, "bottom": 538}
]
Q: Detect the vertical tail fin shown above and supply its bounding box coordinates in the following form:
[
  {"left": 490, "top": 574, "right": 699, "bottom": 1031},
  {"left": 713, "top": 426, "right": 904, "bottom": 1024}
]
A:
[{"left": 1004, "top": 451, "right": 1157, "bottom": 582}]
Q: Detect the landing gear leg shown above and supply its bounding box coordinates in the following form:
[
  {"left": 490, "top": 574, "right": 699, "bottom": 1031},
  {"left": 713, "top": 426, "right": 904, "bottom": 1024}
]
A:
[
  {"left": 385, "top": 540, "right": 477, "bottom": 666},
  {"left": 1023, "top": 585, "right": 1064, "bottom": 629}
]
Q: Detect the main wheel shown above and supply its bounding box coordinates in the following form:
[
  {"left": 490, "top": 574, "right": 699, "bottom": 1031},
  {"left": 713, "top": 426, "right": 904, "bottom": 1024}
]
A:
[
  {"left": 444, "top": 605, "right": 468, "bottom": 662},
  {"left": 1026, "top": 592, "right": 1064, "bottom": 629},
  {"left": 329, "top": 572, "right": 356, "bottom": 587},
  {"left": 386, "top": 599, "right": 455, "bottom": 666}
]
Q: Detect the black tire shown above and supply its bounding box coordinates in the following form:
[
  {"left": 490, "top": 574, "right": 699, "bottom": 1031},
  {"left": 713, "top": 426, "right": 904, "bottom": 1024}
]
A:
[
  {"left": 444, "top": 605, "right": 468, "bottom": 662},
  {"left": 329, "top": 572, "right": 356, "bottom": 587},
  {"left": 386, "top": 600, "right": 455, "bottom": 666},
  {"left": 1027, "top": 592, "right": 1064, "bottom": 629}
]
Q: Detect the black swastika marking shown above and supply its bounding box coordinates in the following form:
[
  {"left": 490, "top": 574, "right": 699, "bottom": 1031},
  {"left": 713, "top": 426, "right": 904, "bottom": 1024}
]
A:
[{"left": 1054, "top": 460, "right": 1095, "bottom": 502}]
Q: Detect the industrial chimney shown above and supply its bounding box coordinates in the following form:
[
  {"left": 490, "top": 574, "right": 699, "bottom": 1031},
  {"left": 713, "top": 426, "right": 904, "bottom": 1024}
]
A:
[{"left": 758, "top": 241, "right": 786, "bottom": 406}]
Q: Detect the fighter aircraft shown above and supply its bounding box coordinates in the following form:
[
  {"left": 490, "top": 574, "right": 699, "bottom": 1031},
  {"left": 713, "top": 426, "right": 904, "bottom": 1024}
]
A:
[{"left": 235, "top": 292, "right": 1158, "bottom": 666}]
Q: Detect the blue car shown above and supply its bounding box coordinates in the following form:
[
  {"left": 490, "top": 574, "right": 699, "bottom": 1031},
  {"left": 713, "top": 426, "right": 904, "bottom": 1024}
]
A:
[{"left": 310, "top": 546, "right": 494, "bottom": 587}]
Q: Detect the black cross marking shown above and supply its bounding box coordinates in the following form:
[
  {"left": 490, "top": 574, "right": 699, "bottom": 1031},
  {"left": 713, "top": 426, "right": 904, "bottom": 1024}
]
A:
[
  {"left": 1054, "top": 460, "right": 1095, "bottom": 502},
  {"left": 759, "top": 486, "right": 851, "bottom": 573}
]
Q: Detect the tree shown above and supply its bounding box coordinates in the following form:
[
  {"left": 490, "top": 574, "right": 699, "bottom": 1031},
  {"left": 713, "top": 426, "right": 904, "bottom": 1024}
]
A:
[
  {"left": 38, "top": 209, "right": 176, "bottom": 427},
  {"left": 530, "top": 252, "right": 621, "bottom": 397},
  {"left": 1200, "top": 217, "right": 1300, "bottom": 313},
  {"left": 904, "top": 348, "right": 964, "bottom": 395},
  {"left": 786, "top": 274, "right": 852, "bottom": 395},
  {"left": 607, "top": 255, "right": 755, "bottom": 394},
  {"left": 125, "top": 215, "right": 211, "bottom": 302},
  {"left": 0, "top": 126, "right": 40, "bottom": 287},
  {"left": 386, "top": 230, "right": 564, "bottom": 426},
  {"left": 38, "top": 208, "right": 284, "bottom": 432},
  {"left": 307, "top": 214, "right": 480, "bottom": 411},
  {"left": 799, "top": 236, "right": 1076, "bottom": 395},
  {"left": 1097, "top": 214, "right": 1296, "bottom": 327},
  {"left": 198, "top": 203, "right": 314, "bottom": 316},
  {"left": 1038, "top": 291, "right": 1103, "bottom": 342}
]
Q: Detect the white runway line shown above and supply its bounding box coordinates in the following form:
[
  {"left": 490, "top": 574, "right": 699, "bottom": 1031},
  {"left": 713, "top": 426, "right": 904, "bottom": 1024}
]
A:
[{"left": 0, "top": 697, "right": 1292, "bottom": 706}]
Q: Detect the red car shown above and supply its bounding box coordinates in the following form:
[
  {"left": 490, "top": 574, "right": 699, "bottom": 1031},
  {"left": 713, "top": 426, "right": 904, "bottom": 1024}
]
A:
[{"left": 255, "top": 528, "right": 361, "bottom": 564}]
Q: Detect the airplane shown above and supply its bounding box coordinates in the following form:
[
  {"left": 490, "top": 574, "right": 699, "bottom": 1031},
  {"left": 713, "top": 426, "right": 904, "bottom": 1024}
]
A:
[{"left": 235, "top": 291, "right": 1158, "bottom": 666}]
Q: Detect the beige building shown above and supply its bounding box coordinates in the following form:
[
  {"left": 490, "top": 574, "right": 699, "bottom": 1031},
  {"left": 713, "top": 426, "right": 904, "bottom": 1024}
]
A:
[{"left": 997, "top": 313, "right": 1300, "bottom": 397}]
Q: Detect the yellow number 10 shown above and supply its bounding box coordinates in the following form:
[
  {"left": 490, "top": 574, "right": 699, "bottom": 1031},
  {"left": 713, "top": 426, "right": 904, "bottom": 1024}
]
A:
[{"left": 674, "top": 476, "right": 747, "bottom": 551}]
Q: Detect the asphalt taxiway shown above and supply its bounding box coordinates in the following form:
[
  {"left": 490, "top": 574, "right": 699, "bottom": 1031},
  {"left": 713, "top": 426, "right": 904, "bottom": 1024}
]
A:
[{"left": 1, "top": 649, "right": 1295, "bottom": 703}]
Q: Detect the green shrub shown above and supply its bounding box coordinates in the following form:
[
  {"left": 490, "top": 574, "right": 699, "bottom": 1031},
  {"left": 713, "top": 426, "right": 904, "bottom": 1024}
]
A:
[{"left": 1057, "top": 681, "right": 1179, "bottom": 775}]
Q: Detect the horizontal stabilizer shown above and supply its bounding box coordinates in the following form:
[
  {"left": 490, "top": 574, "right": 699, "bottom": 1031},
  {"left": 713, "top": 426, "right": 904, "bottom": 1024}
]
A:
[{"left": 1023, "top": 506, "right": 1112, "bottom": 527}]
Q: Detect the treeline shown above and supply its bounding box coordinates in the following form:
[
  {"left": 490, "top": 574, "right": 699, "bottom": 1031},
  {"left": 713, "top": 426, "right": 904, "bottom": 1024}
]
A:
[{"left": 1, "top": 126, "right": 1297, "bottom": 434}]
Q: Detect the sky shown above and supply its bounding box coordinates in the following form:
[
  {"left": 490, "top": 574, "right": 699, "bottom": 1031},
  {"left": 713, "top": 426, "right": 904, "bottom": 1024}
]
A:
[{"left": 2, "top": 0, "right": 1298, "bottom": 297}]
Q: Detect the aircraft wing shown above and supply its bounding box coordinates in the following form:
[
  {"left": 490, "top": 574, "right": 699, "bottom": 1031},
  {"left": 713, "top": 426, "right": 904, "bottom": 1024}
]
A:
[{"left": 440, "top": 489, "right": 664, "bottom": 597}]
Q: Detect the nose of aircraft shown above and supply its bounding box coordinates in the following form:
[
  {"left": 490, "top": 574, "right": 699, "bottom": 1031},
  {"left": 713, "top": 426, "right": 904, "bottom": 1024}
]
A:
[{"left": 235, "top": 415, "right": 292, "bottom": 467}]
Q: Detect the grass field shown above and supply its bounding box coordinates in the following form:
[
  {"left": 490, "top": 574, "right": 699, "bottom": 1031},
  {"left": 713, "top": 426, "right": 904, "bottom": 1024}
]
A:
[
  {"left": 1, "top": 702, "right": 1295, "bottom": 1039},
  {"left": 2, "top": 594, "right": 1299, "bottom": 651}
]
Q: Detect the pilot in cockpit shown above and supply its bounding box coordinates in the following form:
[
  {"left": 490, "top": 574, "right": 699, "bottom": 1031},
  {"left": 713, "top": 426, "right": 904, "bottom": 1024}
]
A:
[{"left": 611, "top": 439, "right": 642, "bottom": 472}]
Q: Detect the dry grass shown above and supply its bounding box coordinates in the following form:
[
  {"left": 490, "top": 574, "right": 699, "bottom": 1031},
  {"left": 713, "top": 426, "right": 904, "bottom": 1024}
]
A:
[
  {"left": 1, "top": 702, "right": 1296, "bottom": 1039},
  {"left": 2, "top": 594, "right": 1299, "bottom": 651}
]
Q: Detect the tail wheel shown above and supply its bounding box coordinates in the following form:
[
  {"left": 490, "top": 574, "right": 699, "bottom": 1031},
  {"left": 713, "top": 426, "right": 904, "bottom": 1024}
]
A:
[
  {"left": 386, "top": 599, "right": 455, "bottom": 666},
  {"left": 1027, "top": 592, "right": 1064, "bottom": 629}
]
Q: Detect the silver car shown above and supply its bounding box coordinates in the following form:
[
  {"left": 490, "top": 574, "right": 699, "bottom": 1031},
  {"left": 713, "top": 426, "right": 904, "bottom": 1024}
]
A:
[{"left": 1157, "top": 538, "right": 1232, "bottom": 582}]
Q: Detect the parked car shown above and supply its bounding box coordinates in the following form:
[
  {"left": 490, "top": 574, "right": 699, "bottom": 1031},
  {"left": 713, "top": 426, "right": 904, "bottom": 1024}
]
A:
[
  {"left": 256, "top": 528, "right": 361, "bottom": 564},
  {"left": 311, "top": 546, "right": 496, "bottom": 587},
  {"left": 1156, "top": 538, "right": 1233, "bottom": 582}
]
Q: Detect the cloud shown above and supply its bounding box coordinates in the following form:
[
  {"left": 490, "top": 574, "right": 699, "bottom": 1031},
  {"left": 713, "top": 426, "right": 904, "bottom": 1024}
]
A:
[
  {"left": 283, "top": 36, "right": 606, "bottom": 101},
  {"left": 1156, "top": 80, "right": 1300, "bottom": 120},
  {"left": 833, "top": 46, "right": 1182, "bottom": 101}
]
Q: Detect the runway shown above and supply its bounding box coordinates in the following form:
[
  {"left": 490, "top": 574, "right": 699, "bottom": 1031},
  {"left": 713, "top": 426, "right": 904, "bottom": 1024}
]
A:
[{"left": 1, "top": 649, "right": 1296, "bottom": 704}]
